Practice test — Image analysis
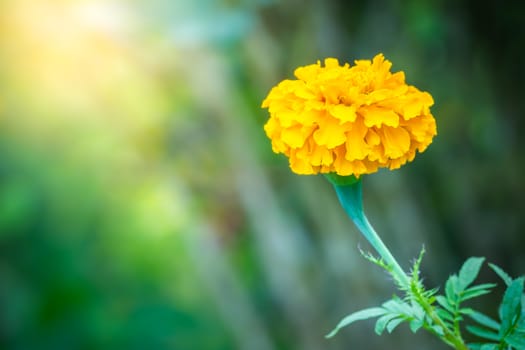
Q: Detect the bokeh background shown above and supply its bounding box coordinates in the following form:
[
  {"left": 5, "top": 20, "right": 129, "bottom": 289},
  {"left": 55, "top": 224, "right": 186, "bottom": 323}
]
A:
[{"left": 0, "top": 0, "right": 524, "bottom": 349}]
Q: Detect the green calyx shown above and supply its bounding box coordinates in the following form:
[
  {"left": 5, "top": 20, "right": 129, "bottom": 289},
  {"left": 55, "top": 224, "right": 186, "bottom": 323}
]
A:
[{"left": 324, "top": 173, "right": 360, "bottom": 186}]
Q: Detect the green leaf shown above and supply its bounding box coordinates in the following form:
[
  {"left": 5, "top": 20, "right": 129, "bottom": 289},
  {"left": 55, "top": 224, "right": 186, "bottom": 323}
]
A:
[
  {"left": 409, "top": 318, "right": 424, "bottom": 333},
  {"left": 479, "top": 344, "right": 498, "bottom": 350},
  {"left": 489, "top": 263, "right": 513, "bottom": 286},
  {"left": 436, "top": 295, "right": 455, "bottom": 314},
  {"left": 459, "top": 307, "right": 474, "bottom": 315},
  {"left": 466, "top": 325, "right": 500, "bottom": 341},
  {"left": 436, "top": 308, "right": 454, "bottom": 322},
  {"left": 386, "top": 317, "right": 405, "bottom": 333},
  {"left": 326, "top": 307, "right": 386, "bottom": 338},
  {"left": 446, "top": 275, "right": 459, "bottom": 301},
  {"left": 517, "top": 315, "right": 525, "bottom": 331},
  {"left": 505, "top": 332, "right": 525, "bottom": 349},
  {"left": 465, "top": 283, "right": 498, "bottom": 293},
  {"left": 458, "top": 257, "right": 485, "bottom": 291},
  {"left": 460, "top": 283, "right": 497, "bottom": 302},
  {"left": 423, "top": 287, "right": 439, "bottom": 302},
  {"left": 467, "top": 310, "right": 500, "bottom": 330},
  {"left": 375, "top": 313, "right": 399, "bottom": 335},
  {"left": 411, "top": 302, "right": 425, "bottom": 320},
  {"left": 499, "top": 277, "right": 524, "bottom": 336},
  {"left": 453, "top": 315, "right": 464, "bottom": 323},
  {"left": 374, "top": 314, "right": 399, "bottom": 335},
  {"left": 431, "top": 325, "right": 444, "bottom": 336},
  {"left": 462, "top": 283, "right": 497, "bottom": 294},
  {"left": 382, "top": 299, "right": 412, "bottom": 316},
  {"left": 467, "top": 343, "right": 498, "bottom": 350}
]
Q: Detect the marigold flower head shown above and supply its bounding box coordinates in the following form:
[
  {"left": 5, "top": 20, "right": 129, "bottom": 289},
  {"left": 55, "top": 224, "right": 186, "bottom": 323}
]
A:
[{"left": 261, "top": 53, "right": 436, "bottom": 177}]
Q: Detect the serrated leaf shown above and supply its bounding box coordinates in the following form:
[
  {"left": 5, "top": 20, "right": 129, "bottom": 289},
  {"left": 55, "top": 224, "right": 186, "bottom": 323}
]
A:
[
  {"left": 386, "top": 317, "right": 405, "bottom": 333},
  {"left": 505, "top": 332, "right": 525, "bottom": 348},
  {"left": 489, "top": 263, "right": 513, "bottom": 286},
  {"left": 409, "top": 318, "right": 424, "bottom": 333},
  {"left": 382, "top": 299, "right": 412, "bottom": 316},
  {"left": 460, "top": 285, "right": 496, "bottom": 302},
  {"left": 464, "top": 283, "right": 498, "bottom": 293},
  {"left": 436, "top": 295, "right": 455, "bottom": 313},
  {"left": 466, "top": 325, "right": 500, "bottom": 341},
  {"left": 467, "top": 310, "right": 500, "bottom": 330},
  {"left": 446, "top": 275, "right": 459, "bottom": 301},
  {"left": 424, "top": 287, "right": 439, "bottom": 299},
  {"left": 468, "top": 343, "right": 499, "bottom": 350},
  {"left": 458, "top": 257, "right": 485, "bottom": 291},
  {"left": 436, "top": 308, "right": 454, "bottom": 322},
  {"left": 326, "top": 307, "right": 386, "bottom": 338},
  {"left": 431, "top": 325, "right": 444, "bottom": 336},
  {"left": 459, "top": 307, "right": 474, "bottom": 315},
  {"left": 517, "top": 315, "right": 525, "bottom": 331},
  {"left": 375, "top": 313, "right": 399, "bottom": 335},
  {"left": 411, "top": 302, "right": 425, "bottom": 320},
  {"left": 499, "top": 277, "right": 524, "bottom": 335},
  {"left": 513, "top": 328, "right": 525, "bottom": 336},
  {"left": 479, "top": 344, "right": 498, "bottom": 350}
]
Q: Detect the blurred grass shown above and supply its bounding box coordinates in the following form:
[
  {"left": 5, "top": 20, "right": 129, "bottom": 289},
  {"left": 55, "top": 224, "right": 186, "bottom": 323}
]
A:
[{"left": 0, "top": 0, "right": 524, "bottom": 349}]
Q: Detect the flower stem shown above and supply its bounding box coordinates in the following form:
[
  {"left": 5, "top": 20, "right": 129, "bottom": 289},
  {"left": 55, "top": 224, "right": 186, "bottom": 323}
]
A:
[
  {"left": 332, "top": 179, "right": 410, "bottom": 288},
  {"left": 413, "top": 290, "right": 468, "bottom": 350}
]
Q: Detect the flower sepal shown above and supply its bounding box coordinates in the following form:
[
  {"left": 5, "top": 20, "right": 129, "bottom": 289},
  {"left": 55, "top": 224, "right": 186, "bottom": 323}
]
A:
[{"left": 324, "top": 173, "right": 359, "bottom": 187}]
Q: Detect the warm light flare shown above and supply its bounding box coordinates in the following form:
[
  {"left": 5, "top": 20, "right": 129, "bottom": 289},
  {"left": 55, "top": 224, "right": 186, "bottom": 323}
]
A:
[
  {"left": 2, "top": 0, "right": 136, "bottom": 104},
  {"left": 0, "top": 0, "right": 186, "bottom": 238}
]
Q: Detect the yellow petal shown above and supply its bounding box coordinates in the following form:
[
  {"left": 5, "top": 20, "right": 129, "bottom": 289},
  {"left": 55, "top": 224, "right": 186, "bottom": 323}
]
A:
[
  {"left": 289, "top": 154, "right": 316, "bottom": 174},
  {"left": 365, "top": 129, "right": 381, "bottom": 146},
  {"left": 281, "top": 125, "right": 306, "bottom": 148},
  {"left": 300, "top": 110, "right": 321, "bottom": 126},
  {"left": 294, "top": 64, "right": 318, "bottom": 81},
  {"left": 276, "top": 111, "right": 297, "bottom": 128},
  {"left": 372, "top": 53, "right": 387, "bottom": 68},
  {"left": 263, "top": 118, "right": 278, "bottom": 135},
  {"left": 380, "top": 126, "right": 411, "bottom": 158},
  {"left": 345, "top": 121, "right": 369, "bottom": 160},
  {"left": 387, "top": 71, "right": 406, "bottom": 86},
  {"left": 324, "top": 58, "right": 340, "bottom": 68},
  {"left": 361, "top": 106, "right": 399, "bottom": 127},
  {"left": 366, "top": 89, "right": 393, "bottom": 103},
  {"left": 320, "top": 85, "right": 340, "bottom": 104},
  {"left": 294, "top": 85, "right": 318, "bottom": 99},
  {"left": 310, "top": 145, "right": 333, "bottom": 166},
  {"left": 313, "top": 117, "right": 348, "bottom": 148},
  {"left": 350, "top": 160, "right": 368, "bottom": 175},
  {"left": 304, "top": 99, "right": 324, "bottom": 111},
  {"left": 388, "top": 157, "right": 407, "bottom": 170},
  {"left": 402, "top": 100, "right": 422, "bottom": 120},
  {"left": 333, "top": 146, "right": 354, "bottom": 175},
  {"left": 329, "top": 104, "right": 357, "bottom": 123},
  {"left": 270, "top": 138, "right": 287, "bottom": 153}
]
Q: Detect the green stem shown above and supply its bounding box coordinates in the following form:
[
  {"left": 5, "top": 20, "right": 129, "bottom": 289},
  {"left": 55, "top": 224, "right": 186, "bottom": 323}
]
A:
[
  {"left": 332, "top": 180, "right": 410, "bottom": 288},
  {"left": 412, "top": 287, "right": 468, "bottom": 350},
  {"left": 331, "top": 178, "right": 468, "bottom": 350}
]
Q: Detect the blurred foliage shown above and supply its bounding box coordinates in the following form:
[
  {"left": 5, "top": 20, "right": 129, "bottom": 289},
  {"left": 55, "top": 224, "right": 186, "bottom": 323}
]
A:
[{"left": 0, "top": 0, "right": 523, "bottom": 349}]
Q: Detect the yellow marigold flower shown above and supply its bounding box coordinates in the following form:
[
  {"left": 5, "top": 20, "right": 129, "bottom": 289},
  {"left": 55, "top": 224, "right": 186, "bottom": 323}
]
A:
[{"left": 261, "top": 53, "right": 436, "bottom": 177}]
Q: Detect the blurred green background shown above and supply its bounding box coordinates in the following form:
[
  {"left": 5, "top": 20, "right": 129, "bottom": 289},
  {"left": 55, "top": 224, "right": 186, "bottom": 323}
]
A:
[{"left": 0, "top": 0, "right": 523, "bottom": 349}]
